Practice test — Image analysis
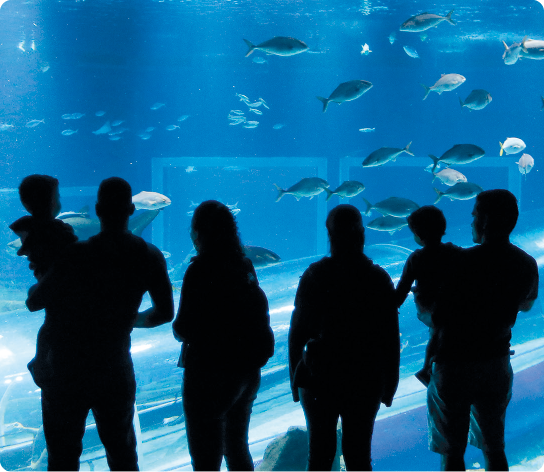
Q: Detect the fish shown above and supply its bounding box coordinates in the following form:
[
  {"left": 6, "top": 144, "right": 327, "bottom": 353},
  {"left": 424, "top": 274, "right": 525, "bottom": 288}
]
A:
[
  {"left": 243, "top": 36, "right": 309, "bottom": 57},
  {"left": 236, "top": 93, "right": 249, "bottom": 102},
  {"left": 324, "top": 181, "right": 365, "bottom": 201},
  {"left": 252, "top": 56, "right": 268, "bottom": 64},
  {"left": 433, "top": 182, "right": 483, "bottom": 204},
  {"left": 388, "top": 32, "right": 397, "bottom": 44},
  {"left": 138, "top": 133, "right": 152, "bottom": 140},
  {"left": 92, "top": 121, "right": 112, "bottom": 135},
  {"left": 61, "top": 129, "right": 78, "bottom": 136},
  {"left": 39, "top": 62, "right": 50, "bottom": 72},
  {"left": 243, "top": 245, "right": 281, "bottom": 268},
  {"left": 400, "top": 10, "right": 456, "bottom": 32},
  {"left": 520, "top": 37, "right": 544, "bottom": 60},
  {"left": 258, "top": 98, "right": 270, "bottom": 109},
  {"left": 502, "top": 39, "right": 523, "bottom": 65},
  {"left": 150, "top": 102, "right": 165, "bottom": 110},
  {"left": 249, "top": 108, "right": 263, "bottom": 115},
  {"left": 112, "top": 120, "right": 125, "bottom": 126},
  {"left": 132, "top": 191, "right": 172, "bottom": 210},
  {"left": 316, "top": 80, "right": 373, "bottom": 112},
  {"left": 516, "top": 154, "right": 535, "bottom": 176},
  {"left": 145, "top": 127, "right": 155, "bottom": 132},
  {"left": 420, "top": 33, "right": 428, "bottom": 42},
  {"left": 161, "top": 251, "right": 172, "bottom": 259},
  {"left": 25, "top": 119, "right": 44, "bottom": 128},
  {"left": 177, "top": 115, "right": 190, "bottom": 121},
  {"left": 362, "top": 142, "right": 413, "bottom": 167},
  {"left": 95, "top": 111, "right": 106, "bottom": 117},
  {"left": 70, "top": 113, "right": 85, "bottom": 119},
  {"left": 273, "top": 123, "right": 285, "bottom": 130},
  {"left": 61, "top": 113, "right": 73, "bottom": 120},
  {"left": 109, "top": 136, "right": 121, "bottom": 141},
  {"left": 230, "top": 110, "right": 245, "bottom": 115},
  {"left": 359, "top": 128, "right": 375, "bottom": 132},
  {"left": 459, "top": 89, "right": 492, "bottom": 110},
  {"left": 7, "top": 208, "right": 161, "bottom": 255},
  {"left": 166, "top": 125, "right": 180, "bottom": 131},
  {"left": 499, "top": 137, "right": 526, "bottom": 156},
  {"left": 428, "top": 144, "right": 485, "bottom": 172},
  {"left": 361, "top": 43, "right": 372, "bottom": 55},
  {"left": 229, "top": 118, "right": 247, "bottom": 125},
  {"left": 227, "top": 202, "right": 241, "bottom": 216},
  {"left": 403, "top": 46, "right": 419, "bottom": 58},
  {"left": 366, "top": 215, "right": 408, "bottom": 235},
  {"left": 422, "top": 74, "right": 466, "bottom": 100},
  {"left": 243, "top": 121, "right": 259, "bottom": 128},
  {"left": 0, "top": 123, "right": 13, "bottom": 131},
  {"left": 185, "top": 166, "right": 197, "bottom": 173},
  {"left": 432, "top": 168, "right": 467, "bottom": 186},
  {"left": 273, "top": 177, "right": 330, "bottom": 202},
  {"left": 363, "top": 197, "right": 419, "bottom": 217},
  {"left": 246, "top": 101, "right": 264, "bottom": 107}
]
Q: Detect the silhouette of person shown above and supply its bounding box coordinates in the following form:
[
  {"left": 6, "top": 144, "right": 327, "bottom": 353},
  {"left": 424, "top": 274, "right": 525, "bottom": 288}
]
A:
[
  {"left": 289, "top": 204, "right": 400, "bottom": 471},
  {"left": 173, "top": 200, "right": 274, "bottom": 471},
  {"left": 422, "top": 189, "right": 539, "bottom": 471},
  {"left": 396, "top": 205, "right": 461, "bottom": 386},
  {"left": 26, "top": 177, "right": 174, "bottom": 471}
]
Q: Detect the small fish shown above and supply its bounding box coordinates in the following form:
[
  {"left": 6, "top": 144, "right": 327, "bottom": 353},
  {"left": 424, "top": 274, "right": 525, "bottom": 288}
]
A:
[
  {"left": 17, "top": 40, "right": 25, "bottom": 52},
  {"left": 499, "top": 137, "right": 526, "bottom": 156},
  {"left": 112, "top": 120, "right": 125, "bottom": 126},
  {"left": 166, "top": 125, "right": 180, "bottom": 131},
  {"left": 324, "top": 181, "right": 365, "bottom": 201},
  {"left": 138, "top": 133, "right": 152, "bottom": 140},
  {"left": 249, "top": 108, "right": 263, "bottom": 115},
  {"left": 227, "top": 202, "right": 241, "bottom": 216},
  {"left": 132, "top": 191, "right": 171, "bottom": 210},
  {"left": 246, "top": 101, "right": 263, "bottom": 107},
  {"left": 403, "top": 46, "right": 419, "bottom": 58},
  {"left": 317, "top": 80, "right": 373, "bottom": 112},
  {"left": 434, "top": 182, "right": 483, "bottom": 203},
  {"left": 244, "top": 36, "right": 309, "bottom": 57},
  {"left": 0, "top": 123, "right": 14, "bottom": 131},
  {"left": 432, "top": 168, "right": 467, "bottom": 186},
  {"left": 229, "top": 119, "right": 246, "bottom": 126},
  {"left": 252, "top": 57, "right": 267, "bottom": 64},
  {"left": 161, "top": 251, "right": 172, "bottom": 259},
  {"left": 422, "top": 74, "right": 466, "bottom": 100},
  {"left": 400, "top": 10, "right": 456, "bottom": 32},
  {"left": 361, "top": 43, "right": 372, "bottom": 55},
  {"left": 516, "top": 153, "right": 534, "bottom": 175},
  {"left": 273, "top": 123, "right": 285, "bottom": 130},
  {"left": 61, "top": 113, "right": 73, "bottom": 120},
  {"left": 258, "top": 98, "right": 270, "bottom": 109},
  {"left": 230, "top": 110, "right": 245, "bottom": 115},
  {"left": 185, "top": 166, "right": 197, "bottom": 173},
  {"left": 388, "top": 32, "right": 396, "bottom": 44},
  {"left": 109, "top": 128, "right": 127, "bottom": 135},
  {"left": 367, "top": 215, "right": 408, "bottom": 235},
  {"left": 70, "top": 113, "right": 85, "bottom": 119},
  {"left": 502, "top": 39, "right": 523, "bottom": 65},
  {"left": 25, "top": 119, "right": 44, "bottom": 128},
  {"left": 92, "top": 121, "right": 111, "bottom": 135},
  {"left": 428, "top": 144, "right": 485, "bottom": 172},
  {"left": 61, "top": 129, "right": 78, "bottom": 136},
  {"left": 236, "top": 93, "right": 250, "bottom": 102},
  {"left": 363, "top": 142, "right": 413, "bottom": 167},
  {"left": 95, "top": 110, "right": 106, "bottom": 117},
  {"left": 150, "top": 102, "right": 165, "bottom": 110},
  {"left": 274, "top": 177, "right": 330, "bottom": 201},
  {"left": 243, "top": 121, "right": 259, "bottom": 128},
  {"left": 177, "top": 115, "right": 190, "bottom": 122},
  {"left": 459, "top": 89, "right": 492, "bottom": 110},
  {"left": 39, "top": 62, "right": 50, "bottom": 72},
  {"left": 359, "top": 128, "right": 375, "bottom": 132},
  {"left": 145, "top": 127, "right": 155, "bottom": 132},
  {"left": 109, "top": 136, "right": 121, "bottom": 141},
  {"left": 420, "top": 33, "right": 428, "bottom": 42},
  {"left": 363, "top": 197, "right": 419, "bottom": 217}
]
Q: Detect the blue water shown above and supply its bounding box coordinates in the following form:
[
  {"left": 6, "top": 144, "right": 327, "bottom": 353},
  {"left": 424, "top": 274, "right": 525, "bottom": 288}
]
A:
[{"left": 1, "top": 0, "right": 544, "bottom": 470}]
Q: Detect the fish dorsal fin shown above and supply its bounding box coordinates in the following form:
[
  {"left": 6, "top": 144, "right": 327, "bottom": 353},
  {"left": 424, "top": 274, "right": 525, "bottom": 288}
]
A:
[
  {"left": 78, "top": 205, "right": 90, "bottom": 216},
  {"left": 502, "top": 40, "right": 509, "bottom": 50}
]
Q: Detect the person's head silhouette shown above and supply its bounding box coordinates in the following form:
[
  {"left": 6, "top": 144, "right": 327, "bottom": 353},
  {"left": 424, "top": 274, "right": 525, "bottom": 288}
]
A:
[
  {"left": 407, "top": 205, "right": 446, "bottom": 246},
  {"left": 471, "top": 189, "right": 518, "bottom": 244},
  {"left": 326, "top": 204, "right": 365, "bottom": 258},
  {"left": 19, "top": 174, "right": 61, "bottom": 220},
  {"left": 95, "top": 177, "right": 135, "bottom": 231}
]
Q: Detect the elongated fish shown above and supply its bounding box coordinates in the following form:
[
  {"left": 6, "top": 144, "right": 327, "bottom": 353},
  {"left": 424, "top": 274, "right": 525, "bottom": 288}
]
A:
[
  {"left": 459, "top": 89, "right": 492, "bottom": 110},
  {"left": 363, "top": 142, "right": 413, "bottom": 167},
  {"left": 243, "top": 245, "right": 281, "bottom": 268},
  {"left": 428, "top": 144, "right": 485, "bottom": 173},
  {"left": 324, "top": 181, "right": 365, "bottom": 201},
  {"left": 363, "top": 197, "right": 419, "bottom": 217},
  {"left": 273, "top": 178, "right": 329, "bottom": 201},
  {"left": 422, "top": 74, "right": 465, "bottom": 100},
  {"left": 400, "top": 10, "right": 456, "bottom": 32},
  {"left": 243, "top": 37, "right": 308, "bottom": 57},
  {"left": 433, "top": 182, "right": 483, "bottom": 204},
  {"left": 132, "top": 191, "right": 172, "bottom": 210},
  {"left": 317, "top": 80, "right": 373, "bottom": 112},
  {"left": 367, "top": 215, "right": 408, "bottom": 235},
  {"left": 520, "top": 37, "right": 544, "bottom": 60}
]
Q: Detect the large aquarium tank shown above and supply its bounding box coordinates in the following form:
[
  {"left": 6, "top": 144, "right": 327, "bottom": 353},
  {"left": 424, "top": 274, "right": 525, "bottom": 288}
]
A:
[{"left": 1, "top": 0, "right": 544, "bottom": 470}]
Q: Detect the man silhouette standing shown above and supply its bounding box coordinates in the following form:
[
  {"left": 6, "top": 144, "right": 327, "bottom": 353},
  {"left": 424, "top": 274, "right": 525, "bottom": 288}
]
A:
[
  {"left": 27, "top": 177, "right": 174, "bottom": 471},
  {"left": 422, "top": 189, "right": 538, "bottom": 471}
]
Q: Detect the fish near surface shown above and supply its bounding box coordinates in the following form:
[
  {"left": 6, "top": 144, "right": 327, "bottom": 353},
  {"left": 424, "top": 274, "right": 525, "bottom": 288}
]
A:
[
  {"left": 516, "top": 154, "right": 534, "bottom": 175},
  {"left": 499, "top": 137, "right": 526, "bottom": 156},
  {"left": 324, "top": 181, "right": 365, "bottom": 201},
  {"left": 433, "top": 182, "right": 483, "bottom": 204},
  {"left": 243, "top": 37, "right": 308, "bottom": 57},
  {"left": 273, "top": 177, "right": 329, "bottom": 202},
  {"left": 459, "top": 89, "right": 492, "bottom": 110},
  {"left": 316, "top": 80, "right": 373, "bottom": 112},
  {"left": 502, "top": 40, "right": 523, "bottom": 65},
  {"left": 421, "top": 74, "right": 466, "bottom": 100},
  {"left": 428, "top": 144, "right": 485, "bottom": 173},
  {"left": 367, "top": 215, "right": 408, "bottom": 235},
  {"left": 432, "top": 168, "right": 467, "bottom": 186},
  {"left": 520, "top": 38, "right": 544, "bottom": 60},
  {"left": 400, "top": 10, "right": 456, "bottom": 32},
  {"left": 132, "top": 191, "right": 172, "bottom": 210},
  {"left": 362, "top": 142, "right": 413, "bottom": 167},
  {"left": 363, "top": 197, "right": 419, "bottom": 217}
]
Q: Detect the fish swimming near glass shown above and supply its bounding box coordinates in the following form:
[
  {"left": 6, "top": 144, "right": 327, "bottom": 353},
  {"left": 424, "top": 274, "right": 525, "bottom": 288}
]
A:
[
  {"left": 317, "top": 80, "right": 373, "bottom": 112},
  {"left": 520, "top": 37, "right": 544, "bottom": 60},
  {"left": 502, "top": 39, "right": 523, "bottom": 65},
  {"left": 459, "top": 89, "right": 492, "bottom": 110},
  {"left": 432, "top": 168, "right": 467, "bottom": 186},
  {"left": 499, "top": 137, "right": 526, "bottom": 156},
  {"left": 362, "top": 142, "right": 413, "bottom": 167},
  {"left": 366, "top": 215, "right": 408, "bottom": 235},
  {"left": 428, "top": 144, "right": 485, "bottom": 173},
  {"left": 516, "top": 153, "right": 534, "bottom": 176},
  {"left": 243, "top": 36, "right": 308, "bottom": 57},
  {"left": 433, "top": 182, "right": 483, "bottom": 204},
  {"left": 132, "top": 191, "right": 172, "bottom": 210},
  {"left": 273, "top": 177, "right": 329, "bottom": 201},
  {"left": 363, "top": 197, "right": 420, "bottom": 218},
  {"left": 324, "top": 181, "right": 365, "bottom": 200},
  {"left": 422, "top": 73, "right": 466, "bottom": 100},
  {"left": 400, "top": 10, "right": 456, "bottom": 32}
]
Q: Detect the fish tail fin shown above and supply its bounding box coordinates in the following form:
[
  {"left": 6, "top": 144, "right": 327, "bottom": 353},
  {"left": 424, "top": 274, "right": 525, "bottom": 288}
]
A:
[
  {"left": 502, "top": 40, "right": 509, "bottom": 51},
  {"left": 316, "top": 96, "right": 329, "bottom": 112},
  {"left": 243, "top": 39, "right": 256, "bottom": 57},
  {"left": 273, "top": 183, "right": 285, "bottom": 202},
  {"left": 429, "top": 154, "right": 439, "bottom": 173},
  {"left": 129, "top": 209, "right": 160, "bottom": 237},
  {"left": 433, "top": 188, "right": 443, "bottom": 204},
  {"left": 362, "top": 198, "right": 373, "bottom": 216},
  {"left": 324, "top": 188, "right": 334, "bottom": 201},
  {"left": 459, "top": 96, "right": 464, "bottom": 107},
  {"left": 404, "top": 141, "right": 414, "bottom": 156},
  {"left": 446, "top": 9, "right": 456, "bottom": 25},
  {"left": 541, "top": 95, "right": 544, "bottom": 110},
  {"left": 499, "top": 141, "right": 504, "bottom": 156},
  {"left": 421, "top": 84, "right": 431, "bottom": 100}
]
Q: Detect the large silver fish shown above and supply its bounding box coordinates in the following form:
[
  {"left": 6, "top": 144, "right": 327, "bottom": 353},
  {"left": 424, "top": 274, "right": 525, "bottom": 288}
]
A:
[
  {"left": 132, "top": 191, "right": 172, "bottom": 210},
  {"left": 422, "top": 74, "right": 465, "bottom": 100},
  {"left": 273, "top": 178, "right": 329, "bottom": 202},
  {"left": 459, "top": 89, "right": 492, "bottom": 110},
  {"left": 366, "top": 215, "right": 408, "bottom": 235},
  {"left": 428, "top": 144, "right": 485, "bottom": 173},
  {"left": 432, "top": 168, "right": 467, "bottom": 186},
  {"left": 433, "top": 182, "right": 483, "bottom": 204},
  {"left": 363, "top": 197, "right": 419, "bottom": 218},
  {"left": 520, "top": 38, "right": 544, "bottom": 60},
  {"left": 317, "top": 80, "right": 373, "bottom": 112},
  {"left": 400, "top": 10, "right": 456, "bottom": 32},
  {"left": 243, "top": 37, "right": 308, "bottom": 57},
  {"left": 324, "top": 181, "right": 365, "bottom": 201},
  {"left": 362, "top": 142, "right": 413, "bottom": 167},
  {"left": 502, "top": 39, "right": 523, "bottom": 65}
]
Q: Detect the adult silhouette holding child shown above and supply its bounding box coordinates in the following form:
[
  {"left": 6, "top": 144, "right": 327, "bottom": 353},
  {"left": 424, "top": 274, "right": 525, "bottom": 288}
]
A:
[
  {"left": 422, "top": 189, "right": 539, "bottom": 471},
  {"left": 26, "top": 177, "right": 174, "bottom": 471}
]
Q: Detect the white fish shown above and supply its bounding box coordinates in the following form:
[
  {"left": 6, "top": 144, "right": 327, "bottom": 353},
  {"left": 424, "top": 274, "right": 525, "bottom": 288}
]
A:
[
  {"left": 273, "top": 123, "right": 285, "bottom": 130},
  {"left": 185, "top": 166, "right": 197, "bottom": 173},
  {"left": 92, "top": 121, "right": 111, "bottom": 135},
  {"left": 17, "top": 40, "right": 25, "bottom": 52},
  {"left": 145, "top": 127, "right": 155, "bottom": 132},
  {"left": 112, "top": 120, "right": 125, "bottom": 127},
  {"left": 230, "top": 110, "right": 245, "bottom": 115},
  {"left": 432, "top": 168, "right": 467, "bottom": 186},
  {"left": 359, "top": 128, "right": 375, "bottom": 132},
  {"left": 361, "top": 43, "right": 372, "bottom": 55},
  {"left": 236, "top": 93, "right": 249, "bottom": 102},
  {"left": 243, "top": 121, "right": 259, "bottom": 128},
  {"left": 61, "top": 129, "right": 78, "bottom": 136},
  {"left": 95, "top": 110, "right": 106, "bottom": 117},
  {"left": 403, "top": 46, "right": 419, "bottom": 58},
  {"left": 388, "top": 32, "right": 396, "bottom": 44},
  {"left": 520, "top": 37, "right": 544, "bottom": 60},
  {"left": 249, "top": 108, "right": 263, "bottom": 115},
  {"left": 138, "top": 133, "right": 152, "bottom": 140},
  {"left": 177, "top": 115, "right": 190, "bottom": 121},
  {"left": 227, "top": 202, "right": 241, "bottom": 216},
  {"left": 166, "top": 125, "right": 180, "bottom": 131},
  {"left": 499, "top": 137, "right": 526, "bottom": 156},
  {"left": 25, "top": 119, "right": 44, "bottom": 128},
  {"left": 70, "top": 113, "right": 85, "bottom": 119},
  {"left": 0, "top": 123, "right": 13, "bottom": 131},
  {"left": 151, "top": 102, "right": 165, "bottom": 110},
  {"left": 132, "top": 191, "right": 171, "bottom": 210},
  {"left": 516, "top": 153, "right": 534, "bottom": 175},
  {"left": 422, "top": 74, "right": 466, "bottom": 100}
]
